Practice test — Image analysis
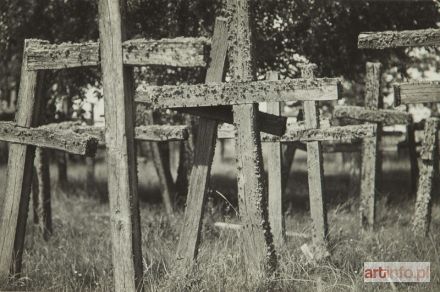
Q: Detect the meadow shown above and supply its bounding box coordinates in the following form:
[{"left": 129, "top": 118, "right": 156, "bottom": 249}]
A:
[{"left": 0, "top": 142, "right": 439, "bottom": 291}]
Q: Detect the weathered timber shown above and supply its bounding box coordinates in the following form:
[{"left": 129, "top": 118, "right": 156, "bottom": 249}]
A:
[
  {"left": 358, "top": 28, "right": 440, "bottom": 49},
  {"left": 266, "top": 71, "right": 285, "bottom": 248},
  {"left": 0, "top": 40, "right": 44, "bottom": 279},
  {"left": 0, "top": 121, "right": 98, "bottom": 155},
  {"left": 34, "top": 148, "right": 52, "bottom": 240},
  {"left": 359, "top": 62, "right": 381, "bottom": 231},
  {"left": 394, "top": 81, "right": 440, "bottom": 106},
  {"left": 301, "top": 64, "right": 329, "bottom": 256},
  {"left": 228, "top": 0, "right": 276, "bottom": 277},
  {"left": 262, "top": 124, "right": 376, "bottom": 143},
  {"left": 40, "top": 121, "right": 189, "bottom": 142},
  {"left": 136, "top": 77, "right": 341, "bottom": 108},
  {"left": 407, "top": 123, "right": 419, "bottom": 194},
  {"left": 176, "top": 17, "right": 229, "bottom": 270},
  {"left": 176, "top": 106, "right": 287, "bottom": 136},
  {"left": 413, "top": 118, "right": 439, "bottom": 236},
  {"left": 333, "top": 106, "right": 411, "bottom": 126},
  {"left": 98, "top": 0, "right": 143, "bottom": 290},
  {"left": 26, "top": 37, "right": 209, "bottom": 70}
]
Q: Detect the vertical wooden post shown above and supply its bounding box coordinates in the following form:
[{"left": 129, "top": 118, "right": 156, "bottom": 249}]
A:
[
  {"left": 266, "top": 71, "right": 285, "bottom": 248},
  {"left": 34, "top": 148, "right": 53, "bottom": 240},
  {"left": 413, "top": 118, "right": 439, "bottom": 236},
  {"left": 176, "top": 17, "right": 229, "bottom": 270},
  {"left": 301, "top": 64, "right": 329, "bottom": 255},
  {"left": 228, "top": 0, "right": 277, "bottom": 276},
  {"left": 85, "top": 103, "right": 96, "bottom": 193},
  {"left": 407, "top": 121, "right": 419, "bottom": 196},
  {"left": 142, "top": 109, "right": 175, "bottom": 215},
  {"left": 0, "top": 39, "right": 46, "bottom": 279},
  {"left": 359, "top": 62, "right": 380, "bottom": 231},
  {"left": 98, "top": 0, "right": 143, "bottom": 290}
]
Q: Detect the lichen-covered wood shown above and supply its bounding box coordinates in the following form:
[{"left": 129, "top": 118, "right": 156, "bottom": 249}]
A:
[
  {"left": 26, "top": 37, "right": 209, "bottom": 70},
  {"left": 0, "top": 122, "right": 98, "bottom": 155},
  {"left": 394, "top": 81, "right": 440, "bottom": 106},
  {"left": 358, "top": 28, "right": 440, "bottom": 49},
  {"left": 262, "top": 124, "right": 376, "bottom": 143},
  {"left": 40, "top": 121, "right": 189, "bottom": 142},
  {"left": 333, "top": 106, "right": 411, "bottom": 126},
  {"left": 176, "top": 17, "right": 229, "bottom": 271},
  {"left": 227, "top": 0, "right": 276, "bottom": 277},
  {"left": 266, "top": 71, "right": 285, "bottom": 248},
  {"left": 176, "top": 106, "right": 287, "bottom": 136},
  {"left": 136, "top": 77, "right": 341, "bottom": 108},
  {"left": 0, "top": 40, "right": 45, "bottom": 280},
  {"left": 301, "top": 64, "right": 328, "bottom": 257},
  {"left": 413, "top": 118, "right": 439, "bottom": 236},
  {"left": 98, "top": 0, "right": 143, "bottom": 290}
]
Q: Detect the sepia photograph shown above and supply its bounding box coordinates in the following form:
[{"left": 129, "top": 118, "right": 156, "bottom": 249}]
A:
[{"left": 0, "top": 0, "right": 440, "bottom": 291}]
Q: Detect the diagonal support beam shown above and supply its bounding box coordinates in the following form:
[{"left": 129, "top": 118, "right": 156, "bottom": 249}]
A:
[
  {"left": 136, "top": 78, "right": 341, "bottom": 108},
  {"left": 26, "top": 37, "right": 210, "bottom": 70},
  {"left": 394, "top": 81, "right": 440, "bottom": 106},
  {"left": 358, "top": 28, "right": 440, "bottom": 49}
]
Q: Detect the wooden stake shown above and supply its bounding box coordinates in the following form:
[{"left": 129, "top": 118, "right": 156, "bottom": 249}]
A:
[
  {"left": 98, "top": 0, "right": 143, "bottom": 290},
  {"left": 301, "top": 64, "right": 329, "bottom": 255},
  {"left": 407, "top": 122, "right": 419, "bottom": 195},
  {"left": 359, "top": 62, "right": 380, "bottom": 231},
  {"left": 34, "top": 148, "right": 52, "bottom": 240},
  {"left": 266, "top": 71, "right": 285, "bottom": 248},
  {"left": 413, "top": 118, "right": 439, "bottom": 236},
  {"left": 176, "top": 16, "right": 229, "bottom": 270},
  {"left": 228, "top": 0, "right": 277, "bottom": 276},
  {"left": 0, "top": 39, "right": 46, "bottom": 279}
]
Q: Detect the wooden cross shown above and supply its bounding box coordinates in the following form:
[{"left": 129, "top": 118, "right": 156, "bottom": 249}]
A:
[
  {"left": 359, "top": 27, "right": 440, "bottom": 236},
  {"left": 0, "top": 39, "right": 99, "bottom": 281},
  {"left": 136, "top": 1, "right": 341, "bottom": 275}
]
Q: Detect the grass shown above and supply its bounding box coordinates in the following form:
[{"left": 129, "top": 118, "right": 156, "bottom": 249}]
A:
[{"left": 0, "top": 142, "right": 439, "bottom": 291}]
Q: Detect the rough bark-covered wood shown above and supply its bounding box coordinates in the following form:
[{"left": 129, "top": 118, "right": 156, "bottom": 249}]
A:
[
  {"left": 359, "top": 62, "right": 381, "bottom": 231},
  {"left": 394, "top": 81, "right": 440, "bottom": 106},
  {"left": 41, "top": 121, "right": 189, "bottom": 142},
  {"left": 266, "top": 71, "right": 285, "bottom": 248},
  {"left": 176, "top": 106, "right": 287, "bottom": 136},
  {"left": 26, "top": 37, "right": 209, "bottom": 70},
  {"left": 136, "top": 77, "right": 341, "bottom": 108},
  {"left": 413, "top": 118, "right": 439, "bottom": 236},
  {"left": 300, "top": 64, "right": 329, "bottom": 257},
  {"left": 358, "top": 28, "right": 440, "bottom": 49},
  {"left": 227, "top": 0, "right": 277, "bottom": 277},
  {"left": 333, "top": 106, "right": 411, "bottom": 126},
  {"left": 98, "top": 0, "right": 143, "bottom": 290},
  {"left": 407, "top": 123, "right": 419, "bottom": 195},
  {"left": 34, "top": 148, "right": 52, "bottom": 240},
  {"left": 0, "top": 40, "right": 45, "bottom": 280},
  {"left": 0, "top": 121, "right": 98, "bottom": 155},
  {"left": 176, "top": 17, "right": 229, "bottom": 271}
]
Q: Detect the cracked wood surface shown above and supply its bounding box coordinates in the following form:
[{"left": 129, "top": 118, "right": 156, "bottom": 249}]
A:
[
  {"left": 358, "top": 28, "right": 440, "bottom": 49},
  {"left": 136, "top": 77, "right": 341, "bottom": 108},
  {"left": 26, "top": 37, "right": 209, "bottom": 70},
  {"left": 98, "top": 0, "right": 143, "bottom": 290},
  {"left": 394, "top": 81, "right": 440, "bottom": 106}
]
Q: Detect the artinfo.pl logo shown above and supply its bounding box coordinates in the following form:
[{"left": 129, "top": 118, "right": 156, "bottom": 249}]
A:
[{"left": 364, "top": 262, "right": 430, "bottom": 283}]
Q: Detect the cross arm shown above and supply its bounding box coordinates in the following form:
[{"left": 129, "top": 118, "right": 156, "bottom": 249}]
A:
[
  {"left": 333, "top": 105, "right": 412, "bottom": 125},
  {"left": 217, "top": 123, "right": 376, "bottom": 142},
  {"left": 358, "top": 28, "right": 440, "bottom": 49},
  {"left": 394, "top": 81, "right": 440, "bottom": 106},
  {"left": 25, "top": 37, "right": 210, "bottom": 70},
  {"left": 40, "top": 121, "right": 189, "bottom": 142},
  {"left": 0, "top": 121, "right": 98, "bottom": 156},
  {"left": 135, "top": 78, "right": 342, "bottom": 109}
]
